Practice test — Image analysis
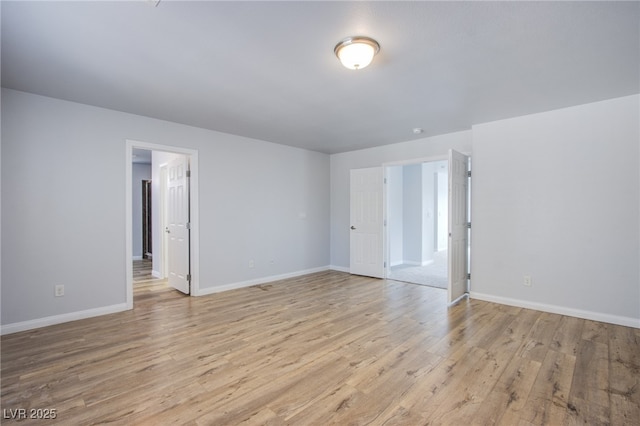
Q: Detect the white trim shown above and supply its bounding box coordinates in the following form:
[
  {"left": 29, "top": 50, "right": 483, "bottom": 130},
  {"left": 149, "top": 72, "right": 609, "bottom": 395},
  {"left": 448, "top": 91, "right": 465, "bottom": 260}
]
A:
[
  {"left": 126, "top": 139, "right": 200, "bottom": 307},
  {"left": 151, "top": 270, "right": 162, "bottom": 279},
  {"left": 1, "top": 303, "right": 129, "bottom": 335},
  {"left": 470, "top": 292, "right": 640, "bottom": 329},
  {"left": 389, "top": 260, "right": 435, "bottom": 267},
  {"left": 125, "top": 145, "right": 134, "bottom": 309},
  {"left": 449, "top": 293, "right": 469, "bottom": 306},
  {"left": 330, "top": 265, "right": 350, "bottom": 273},
  {"left": 383, "top": 154, "right": 448, "bottom": 168},
  {"left": 195, "top": 266, "right": 330, "bottom": 296}
]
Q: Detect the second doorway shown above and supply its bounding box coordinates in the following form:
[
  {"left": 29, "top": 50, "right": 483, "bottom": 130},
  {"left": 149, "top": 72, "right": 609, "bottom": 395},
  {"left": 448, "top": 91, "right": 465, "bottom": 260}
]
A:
[{"left": 386, "top": 160, "right": 448, "bottom": 288}]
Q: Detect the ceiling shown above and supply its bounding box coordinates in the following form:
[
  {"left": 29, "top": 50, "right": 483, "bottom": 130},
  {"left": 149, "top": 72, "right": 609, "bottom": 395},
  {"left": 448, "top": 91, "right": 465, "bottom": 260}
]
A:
[{"left": 2, "top": 1, "right": 638, "bottom": 154}]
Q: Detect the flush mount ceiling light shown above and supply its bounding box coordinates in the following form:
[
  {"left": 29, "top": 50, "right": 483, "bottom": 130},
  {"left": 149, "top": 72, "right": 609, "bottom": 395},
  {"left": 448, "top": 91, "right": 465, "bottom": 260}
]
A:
[{"left": 334, "top": 36, "right": 380, "bottom": 70}]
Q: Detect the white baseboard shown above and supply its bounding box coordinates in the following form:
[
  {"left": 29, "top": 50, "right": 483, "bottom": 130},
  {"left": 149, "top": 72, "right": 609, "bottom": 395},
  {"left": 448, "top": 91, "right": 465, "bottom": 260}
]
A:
[
  {"left": 1, "top": 303, "right": 130, "bottom": 335},
  {"left": 329, "top": 265, "right": 350, "bottom": 273},
  {"left": 151, "top": 270, "right": 162, "bottom": 279},
  {"left": 388, "top": 260, "right": 433, "bottom": 268},
  {"left": 1, "top": 268, "right": 334, "bottom": 334},
  {"left": 470, "top": 292, "right": 640, "bottom": 329},
  {"left": 195, "top": 266, "right": 331, "bottom": 296}
]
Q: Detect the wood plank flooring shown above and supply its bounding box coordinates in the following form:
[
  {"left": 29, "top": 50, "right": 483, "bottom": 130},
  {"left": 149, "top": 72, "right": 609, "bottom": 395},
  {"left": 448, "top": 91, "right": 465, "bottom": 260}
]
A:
[
  {"left": 1, "top": 271, "right": 638, "bottom": 425},
  {"left": 132, "top": 259, "right": 154, "bottom": 283},
  {"left": 133, "top": 259, "right": 171, "bottom": 299}
]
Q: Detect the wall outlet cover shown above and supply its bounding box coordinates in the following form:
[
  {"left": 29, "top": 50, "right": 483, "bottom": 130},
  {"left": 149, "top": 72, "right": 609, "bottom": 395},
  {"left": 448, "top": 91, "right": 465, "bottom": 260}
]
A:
[{"left": 54, "top": 285, "right": 65, "bottom": 297}]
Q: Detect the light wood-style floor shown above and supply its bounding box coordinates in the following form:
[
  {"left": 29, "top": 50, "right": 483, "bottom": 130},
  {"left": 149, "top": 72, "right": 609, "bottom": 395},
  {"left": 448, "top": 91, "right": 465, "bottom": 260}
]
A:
[
  {"left": 1, "top": 271, "right": 638, "bottom": 425},
  {"left": 132, "top": 258, "right": 155, "bottom": 283}
]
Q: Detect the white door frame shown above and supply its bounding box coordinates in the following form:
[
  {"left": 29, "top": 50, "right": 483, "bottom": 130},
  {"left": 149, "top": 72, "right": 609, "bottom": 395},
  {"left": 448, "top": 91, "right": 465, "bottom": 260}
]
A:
[
  {"left": 382, "top": 153, "right": 471, "bottom": 303},
  {"left": 125, "top": 139, "right": 200, "bottom": 309}
]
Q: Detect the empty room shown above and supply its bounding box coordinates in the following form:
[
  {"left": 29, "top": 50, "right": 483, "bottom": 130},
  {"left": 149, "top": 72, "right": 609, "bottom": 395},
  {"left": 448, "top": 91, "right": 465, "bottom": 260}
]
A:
[{"left": 1, "top": 1, "right": 639, "bottom": 425}]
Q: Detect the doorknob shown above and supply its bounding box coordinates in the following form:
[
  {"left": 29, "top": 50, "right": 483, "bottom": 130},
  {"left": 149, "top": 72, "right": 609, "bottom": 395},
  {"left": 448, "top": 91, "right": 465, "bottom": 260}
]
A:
[{"left": 351, "top": 226, "right": 356, "bottom": 230}]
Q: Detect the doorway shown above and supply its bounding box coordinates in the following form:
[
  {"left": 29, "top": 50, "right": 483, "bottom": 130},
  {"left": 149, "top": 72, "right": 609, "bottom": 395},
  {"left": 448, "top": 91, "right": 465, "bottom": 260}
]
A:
[
  {"left": 125, "top": 140, "right": 200, "bottom": 310},
  {"left": 142, "top": 179, "right": 152, "bottom": 260},
  {"left": 386, "top": 160, "right": 449, "bottom": 289}
]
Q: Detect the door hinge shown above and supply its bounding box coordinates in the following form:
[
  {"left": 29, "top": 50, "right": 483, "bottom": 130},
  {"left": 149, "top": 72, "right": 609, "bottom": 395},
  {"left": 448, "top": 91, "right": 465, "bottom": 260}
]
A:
[
  {"left": 384, "top": 262, "right": 387, "bottom": 268},
  {"left": 467, "top": 273, "right": 471, "bottom": 280},
  {"left": 467, "top": 222, "right": 471, "bottom": 229},
  {"left": 384, "top": 178, "right": 387, "bottom": 184},
  {"left": 384, "top": 219, "right": 387, "bottom": 226},
  {"left": 187, "top": 274, "right": 192, "bottom": 282},
  {"left": 186, "top": 170, "right": 191, "bottom": 178},
  {"left": 467, "top": 171, "right": 471, "bottom": 178},
  {"left": 186, "top": 222, "right": 191, "bottom": 230}
]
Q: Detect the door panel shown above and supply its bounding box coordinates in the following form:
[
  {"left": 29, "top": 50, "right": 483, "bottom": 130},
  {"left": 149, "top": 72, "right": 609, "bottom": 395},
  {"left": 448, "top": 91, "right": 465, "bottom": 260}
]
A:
[
  {"left": 167, "top": 155, "right": 190, "bottom": 294},
  {"left": 448, "top": 150, "right": 469, "bottom": 303},
  {"left": 350, "top": 167, "right": 384, "bottom": 278}
]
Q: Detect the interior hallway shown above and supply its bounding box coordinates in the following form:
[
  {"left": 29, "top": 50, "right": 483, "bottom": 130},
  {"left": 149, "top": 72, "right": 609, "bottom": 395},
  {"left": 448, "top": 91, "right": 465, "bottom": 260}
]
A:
[{"left": 133, "top": 259, "right": 170, "bottom": 299}]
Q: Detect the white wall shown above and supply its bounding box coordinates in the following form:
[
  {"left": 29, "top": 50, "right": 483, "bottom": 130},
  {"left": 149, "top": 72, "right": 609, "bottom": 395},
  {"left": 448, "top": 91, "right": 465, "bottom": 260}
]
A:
[
  {"left": 387, "top": 166, "right": 404, "bottom": 266},
  {"left": 1, "top": 89, "right": 330, "bottom": 329},
  {"left": 330, "top": 131, "right": 472, "bottom": 269},
  {"left": 421, "top": 162, "right": 436, "bottom": 264},
  {"left": 403, "top": 164, "right": 423, "bottom": 265},
  {"left": 131, "top": 162, "right": 151, "bottom": 259},
  {"left": 436, "top": 170, "right": 448, "bottom": 251},
  {"left": 471, "top": 94, "right": 640, "bottom": 326}
]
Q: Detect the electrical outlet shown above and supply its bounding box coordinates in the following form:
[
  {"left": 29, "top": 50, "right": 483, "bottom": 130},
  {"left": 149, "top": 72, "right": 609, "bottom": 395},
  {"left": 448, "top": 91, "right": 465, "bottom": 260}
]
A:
[
  {"left": 523, "top": 275, "right": 532, "bottom": 287},
  {"left": 54, "top": 285, "right": 65, "bottom": 297},
  {"left": 248, "top": 259, "right": 255, "bottom": 268}
]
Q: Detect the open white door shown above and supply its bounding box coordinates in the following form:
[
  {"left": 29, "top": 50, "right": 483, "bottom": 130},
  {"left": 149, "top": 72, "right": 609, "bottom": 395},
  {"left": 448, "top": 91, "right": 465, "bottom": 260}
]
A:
[
  {"left": 350, "top": 167, "right": 384, "bottom": 278},
  {"left": 167, "top": 155, "right": 190, "bottom": 294},
  {"left": 448, "top": 149, "right": 469, "bottom": 303}
]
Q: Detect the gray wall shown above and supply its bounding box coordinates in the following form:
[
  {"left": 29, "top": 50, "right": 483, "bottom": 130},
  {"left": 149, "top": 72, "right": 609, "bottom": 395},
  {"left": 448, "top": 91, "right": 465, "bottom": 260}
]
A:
[
  {"left": 1, "top": 89, "right": 330, "bottom": 326},
  {"left": 387, "top": 166, "right": 404, "bottom": 266},
  {"left": 329, "top": 94, "right": 639, "bottom": 325},
  {"left": 421, "top": 162, "right": 437, "bottom": 264},
  {"left": 436, "top": 170, "right": 448, "bottom": 251},
  {"left": 403, "top": 164, "right": 423, "bottom": 265},
  {"left": 471, "top": 94, "right": 639, "bottom": 324},
  {"left": 2, "top": 87, "right": 638, "bottom": 330}
]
